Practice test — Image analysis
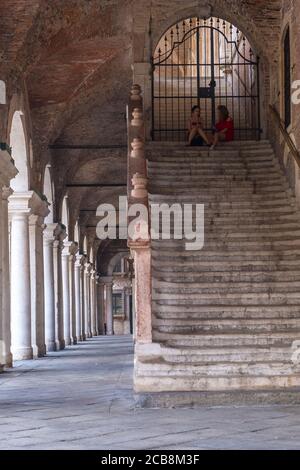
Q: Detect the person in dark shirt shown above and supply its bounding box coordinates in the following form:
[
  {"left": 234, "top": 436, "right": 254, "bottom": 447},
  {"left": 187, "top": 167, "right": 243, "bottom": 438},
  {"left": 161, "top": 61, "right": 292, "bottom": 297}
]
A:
[{"left": 210, "top": 105, "right": 234, "bottom": 150}]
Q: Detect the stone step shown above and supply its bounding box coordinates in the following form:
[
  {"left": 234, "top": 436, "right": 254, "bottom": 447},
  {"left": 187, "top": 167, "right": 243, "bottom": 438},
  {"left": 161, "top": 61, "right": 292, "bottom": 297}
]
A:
[
  {"left": 153, "top": 331, "right": 300, "bottom": 348},
  {"left": 152, "top": 278, "right": 300, "bottom": 292},
  {"left": 152, "top": 317, "right": 300, "bottom": 334},
  {"left": 136, "top": 361, "right": 300, "bottom": 377},
  {"left": 152, "top": 290, "right": 300, "bottom": 305},
  {"left": 152, "top": 304, "right": 300, "bottom": 319},
  {"left": 152, "top": 253, "right": 300, "bottom": 264},
  {"left": 134, "top": 374, "right": 300, "bottom": 393}
]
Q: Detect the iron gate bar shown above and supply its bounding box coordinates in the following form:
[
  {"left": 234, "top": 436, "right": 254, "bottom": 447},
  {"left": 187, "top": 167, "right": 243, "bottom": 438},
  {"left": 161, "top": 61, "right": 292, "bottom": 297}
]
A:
[{"left": 152, "top": 17, "right": 261, "bottom": 142}]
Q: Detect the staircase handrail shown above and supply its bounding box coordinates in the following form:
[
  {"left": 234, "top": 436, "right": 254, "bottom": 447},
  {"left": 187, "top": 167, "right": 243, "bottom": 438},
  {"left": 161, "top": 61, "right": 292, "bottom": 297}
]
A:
[{"left": 269, "top": 104, "right": 300, "bottom": 169}]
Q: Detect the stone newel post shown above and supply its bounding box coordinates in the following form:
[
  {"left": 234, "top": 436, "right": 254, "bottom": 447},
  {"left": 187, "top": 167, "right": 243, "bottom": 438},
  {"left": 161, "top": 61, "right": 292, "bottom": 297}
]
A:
[{"left": 127, "top": 84, "right": 152, "bottom": 345}]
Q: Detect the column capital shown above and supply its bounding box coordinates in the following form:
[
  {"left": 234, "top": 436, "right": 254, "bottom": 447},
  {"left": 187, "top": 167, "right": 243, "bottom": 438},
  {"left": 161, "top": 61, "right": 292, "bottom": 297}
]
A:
[
  {"left": 2, "top": 186, "right": 13, "bottom": 201},
  {"left": 0, "top": 149, "right": 18, "bottom": 186},
  {"left": 43, "top": 223, "right": 64, "bottom": 244},
  {"left": 75, "top": 253, "right": 86, "bottom": 268},
  {"left": 84, "top": 262, "right": 92, "bottom": 275},
  {"left": 8, "top": 190, "right": 49, "bottom": 218},
  {"left": 100, "top": 276, "right": 113, "bottom": 286},
  {"left": 62, "top": 240, "right": 78, "bottom": 257}
]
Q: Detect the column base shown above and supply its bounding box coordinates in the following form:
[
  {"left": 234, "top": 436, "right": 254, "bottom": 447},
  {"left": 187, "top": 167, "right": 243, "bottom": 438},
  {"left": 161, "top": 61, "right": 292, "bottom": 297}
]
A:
[
  {"left": 92, "top": 330, "right": 98, "bottom": 337},
  {"left": 33, "top": 344, "right": 46, "bottom": 358},
  {"left": 82, "top": 334, "right": 87, "bottom": 341},
  {"left": 4, "top": 353, "right": 13, "bottom": 369},
  {"left": 72, "top": 337, "right": 78, "bottom": 345},
  {"left": 56, "top": 339, "right": 65, "bottom": 350},
  {"left": 64, "top": 338, "right": 72, "bottom": 346},
  {"left": 46, "top": 341, "right": 57, "bottom": 352},
  {"left": 12, "top": 347, "right": 33, "bottom": 361}
]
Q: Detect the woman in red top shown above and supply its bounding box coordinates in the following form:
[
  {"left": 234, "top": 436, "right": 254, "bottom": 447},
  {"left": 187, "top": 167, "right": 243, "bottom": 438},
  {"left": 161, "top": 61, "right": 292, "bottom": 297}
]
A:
[{"left": 210, "top": 105, "right": 234, "bottom": 150}]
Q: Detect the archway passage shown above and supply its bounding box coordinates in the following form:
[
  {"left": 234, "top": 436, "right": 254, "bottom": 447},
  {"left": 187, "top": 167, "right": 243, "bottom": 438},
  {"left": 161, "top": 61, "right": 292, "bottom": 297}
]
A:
[{"left": 152, "top": 17, "right": 260, "bottom": 141}]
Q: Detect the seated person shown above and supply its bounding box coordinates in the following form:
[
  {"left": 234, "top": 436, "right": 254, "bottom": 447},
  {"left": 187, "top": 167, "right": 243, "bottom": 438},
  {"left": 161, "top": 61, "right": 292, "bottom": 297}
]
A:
[
  {"left": 211, "top": 105, "right": 234, "bottom": 150},
  {"left": 187, "top": 105, "right": 211, "bottom": 146}
]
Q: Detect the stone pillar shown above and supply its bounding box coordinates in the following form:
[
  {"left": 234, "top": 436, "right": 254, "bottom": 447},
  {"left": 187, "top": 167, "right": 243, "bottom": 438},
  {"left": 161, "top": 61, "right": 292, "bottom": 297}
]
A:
[
  {"left": 124, "top": 287, "right": 132, "bottom": 335},
  {"left": 61, "top": 241, "right": 76, "bottom": 346},
  {"left": 29, "top": 200, "right": 49, "bottom": 357},
  {"left": 96, "top": 278, "right": 105, "bottom": 335},
  {"left": 8, "top": 192, "right": 38, "bottom": 360},
  {"left": 130, "top": 245, "right": 152, "bottom": 344},
  {"left": 74, "top": 254, "right": 85, "bottom": 342},
  {"left": 1, "top": 187, "right": 13, "bottom": 367},
  {"left": 69, "top": 244, "right": 78, "bottom": 345},
  {"left": 43, "top": 224, "right": 60, "bottom": 352},
  {"left": 84, "top": 262, "right": 92, "bottom": 339},
  {"left": 80, "top": 256, "right": 86, "bottom": 340},
  {"left": 102, "top": 277, "right": 113, "bottom": 336},
  {"left": 53, "top": 228, "right": 66, "bottom": 350},
  {"left": 90, "top": 269, "right": 97, "bottom": 336}
]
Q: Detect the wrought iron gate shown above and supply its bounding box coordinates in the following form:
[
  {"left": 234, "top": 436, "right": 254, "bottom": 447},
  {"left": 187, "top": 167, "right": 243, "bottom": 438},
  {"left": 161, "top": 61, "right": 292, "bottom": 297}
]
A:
[{"left": 152, "top": 17, "right": 261, "bottom": 141}]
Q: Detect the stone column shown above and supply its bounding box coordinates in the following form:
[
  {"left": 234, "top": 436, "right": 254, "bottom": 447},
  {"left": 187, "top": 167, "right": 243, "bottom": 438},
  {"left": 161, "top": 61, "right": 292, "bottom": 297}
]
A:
[
  {"left": 74, "top": 253, "right": 84, "bottom": 342},
  {"left": 1, "top": 187, "right": 13, "bottom": 367},
  {"left": 53, "top": 227, "right": 66, "bottom": 350},
  {"left": 8, "top": 192, "right": 38, "bottom": 360},
  {"left": 90, "top": 269, "right": 97, "bottom": 336},
  {"left": 80, "top": 256, "right": 86, "bottom": 340},
  {"left": 29, "top": 199, "right": 49, "bottom": 357},
  {"left": 124, "top": 287, "right": 132, "bottom": 335},
  {"left": 84, "top": 263, "right": 92, "bottom": 338},
  {"left": 61, "top": 241, "right": 76, "bottom": 346},
  {"left": 69, "top": 244, "right": 78, "bottom": 345},
  {"left": 130, "top": 245, "right": 152, "bottom": 344},
  {"left": 96, "top": 278, "right": 105, "bottom": 335},
  {"left": 0, "top": 150, "right": 17, "bottom": 369},
  {"left": 102, "top": 277, "right": 113, "bottom": 336},
  {"left": 43, "top": 224, "right": 60, "bottom": 351}
]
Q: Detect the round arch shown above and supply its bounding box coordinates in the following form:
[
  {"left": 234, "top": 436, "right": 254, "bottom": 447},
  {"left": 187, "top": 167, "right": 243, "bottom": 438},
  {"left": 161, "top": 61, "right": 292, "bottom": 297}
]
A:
[
  {"left": 152, "top": 15, "right": 261, "bottom": 141},
  {"left": 107, "top": 252, "right": 128, "bottom": 277},
  {"left": 61, "top": 195, "right": 70, "bottom": 237},
  {"left": 9, "top": 110, "right": 29, "bottom": 191},
  {"left": 43, "top": 164, "right": 54, "bottom": 224}
]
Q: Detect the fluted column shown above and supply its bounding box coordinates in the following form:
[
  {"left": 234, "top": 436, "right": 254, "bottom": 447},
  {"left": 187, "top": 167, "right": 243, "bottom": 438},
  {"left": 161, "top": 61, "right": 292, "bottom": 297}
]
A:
[
  {"left": 96, "top": 278, "right": 105, "bottom": 335},
  {"left": 90, "top": 269, "right": 97, "bottom": 336},
  {"left": 69, "top": 244, "right": 78, "bottom": 345},
  {"left": 0, "top": 148, "right": 17, "bottom": 369},
  {"left": 102, "top": 277, "right": 113, "bottom": 336},
  {"left": 29, "top": 203, "right": 49, "bottom": 358},
  {"left": 9, "top": 192, "right": 34, "bottom": 360},
  {"left": 53, "top": 227, "right": 66, "bottom": 350},
  {"left": 1, "top": 187, "right": 13, "bottom": 367},
  {"left": 74, "top": 254, "right": 85, "bottom": 342},
  {"left": 61, "top": 241, "right": 76, "bottom": 346},
  {"left": 43, "top": 224, "right": 60, "bottom": 351},
  {"left": 80, "top": 256, "right": 86, "bottom": 340},
  {"left": 84, "top": 263, "right": 92, "bottom": 338}
]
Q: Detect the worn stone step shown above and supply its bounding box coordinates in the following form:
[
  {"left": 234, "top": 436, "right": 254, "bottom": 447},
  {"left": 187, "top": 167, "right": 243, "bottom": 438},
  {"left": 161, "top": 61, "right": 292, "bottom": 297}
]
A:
[
  {"left": 136, "top": 360, "right": 300, "bottom": 377},
  {"left": 152, "top": 317, "right": 300, "bottom": 334},
  {"left": 134, "top": 373, "right": 300, "bottom": 393},
  {"left": 152, "top": 303, "right": 300, "bottom": 317},
  {"left": 153, "top": 331, "right": 300, "bottom": 348}
]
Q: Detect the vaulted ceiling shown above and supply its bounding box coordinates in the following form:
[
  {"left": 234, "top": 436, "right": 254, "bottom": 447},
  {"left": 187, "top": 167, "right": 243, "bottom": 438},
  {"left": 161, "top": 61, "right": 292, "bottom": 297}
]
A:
[{"left": 0, "top": 0, "right": 283, "bottom": 248}]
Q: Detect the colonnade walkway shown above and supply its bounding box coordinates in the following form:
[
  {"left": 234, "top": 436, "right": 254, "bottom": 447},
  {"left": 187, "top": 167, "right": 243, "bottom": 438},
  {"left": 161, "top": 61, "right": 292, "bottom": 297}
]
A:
[{"left": 1, "top": 336, "right": 300, "bottom": 450}]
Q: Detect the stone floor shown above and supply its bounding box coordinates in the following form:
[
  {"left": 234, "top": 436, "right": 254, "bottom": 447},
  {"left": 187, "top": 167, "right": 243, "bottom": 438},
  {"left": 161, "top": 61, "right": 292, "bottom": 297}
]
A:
[{"left": 1, "top": 336, "right": 300, "bottom": 450}]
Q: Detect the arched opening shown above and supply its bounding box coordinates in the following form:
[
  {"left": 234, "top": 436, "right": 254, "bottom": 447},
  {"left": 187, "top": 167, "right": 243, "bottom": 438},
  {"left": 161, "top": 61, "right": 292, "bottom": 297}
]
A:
[
  {"left": 10, "top": 111, "right": 29, "bottom": 191},
  {"left": 283, "top": 26, "right": 291, "bottom": 129},
  {"left": 0, "top": 80, "right": 6, "bottom": 104},
  {"left": 43, "top": 164, "right": 54, "bottom": 224},
  {"left": 61, "top": 195, "right": 69, "bottom": 237},
  {"left": 74, "top": 220, "right": 80, "bottom": 245},
  {"left": 152, "top": 16, "right": 260, "bottom": 141}
]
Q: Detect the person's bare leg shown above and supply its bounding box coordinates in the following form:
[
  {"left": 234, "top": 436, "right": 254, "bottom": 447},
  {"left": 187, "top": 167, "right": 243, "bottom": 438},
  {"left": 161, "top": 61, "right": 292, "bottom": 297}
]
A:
[
  {"left": 197, "top": 127, "right": 211, "bottom": 145},
  {"left": 188, "top": 127, "right": 197, "bottom": 145},
  {"left": 210, "top": 133, "right": 219, "bottom": 150}
]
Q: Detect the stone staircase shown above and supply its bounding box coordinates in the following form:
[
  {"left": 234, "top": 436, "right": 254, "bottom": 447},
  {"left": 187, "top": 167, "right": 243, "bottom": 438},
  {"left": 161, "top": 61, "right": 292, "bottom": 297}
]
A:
[{"left": 134, "top": 140, "right": 300, "bottom": 405}]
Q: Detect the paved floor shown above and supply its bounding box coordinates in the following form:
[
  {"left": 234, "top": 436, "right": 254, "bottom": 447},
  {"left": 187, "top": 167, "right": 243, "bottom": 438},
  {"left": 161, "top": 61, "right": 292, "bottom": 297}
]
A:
[{"left": 1, "top": 336, "right": 300, "bottom": 450}]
